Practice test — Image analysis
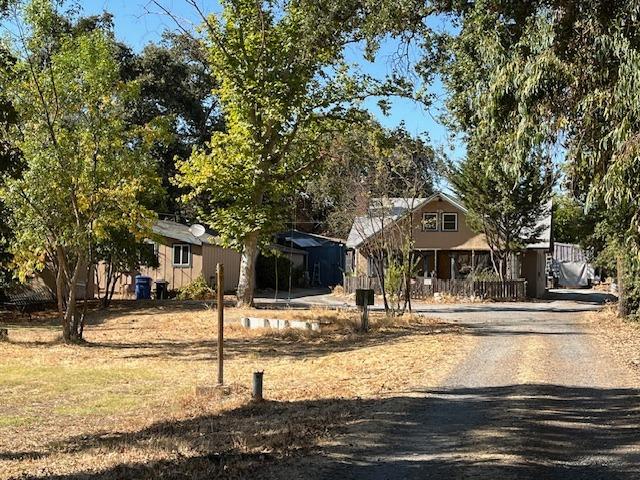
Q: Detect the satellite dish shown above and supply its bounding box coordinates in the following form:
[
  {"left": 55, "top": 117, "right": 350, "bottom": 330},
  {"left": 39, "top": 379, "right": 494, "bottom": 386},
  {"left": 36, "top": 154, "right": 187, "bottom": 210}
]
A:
[{"left": 189, "top": 224, "right": 206, "bottom": 238}]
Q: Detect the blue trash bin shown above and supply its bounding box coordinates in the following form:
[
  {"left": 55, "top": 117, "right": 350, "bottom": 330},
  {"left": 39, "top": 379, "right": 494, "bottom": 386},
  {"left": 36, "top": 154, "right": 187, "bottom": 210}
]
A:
[{"left": 135, "top": 276, "right": 152, "bottom": 300}]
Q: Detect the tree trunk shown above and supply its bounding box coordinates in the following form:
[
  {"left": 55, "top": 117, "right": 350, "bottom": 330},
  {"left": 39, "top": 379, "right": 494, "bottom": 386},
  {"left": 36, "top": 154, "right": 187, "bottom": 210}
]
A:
[
  {"left": 617, "top": 255, "right": 627, "bottom": 317},
  {"left": 55, "top": 247, "right": 70, "bottom": 341},
  {"left": 372, "top": 254, "right": 389, "bottom": 315},
  {"left": 65, "top": 258, "right": 84, "bottom": 342},
  {"left": 237, "top": 231, "right": 259, "bottom": 307}
]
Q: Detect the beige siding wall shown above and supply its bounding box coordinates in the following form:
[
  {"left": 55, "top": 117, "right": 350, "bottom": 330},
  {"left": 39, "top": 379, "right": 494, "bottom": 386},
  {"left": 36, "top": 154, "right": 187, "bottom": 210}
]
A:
[
  {"left": 95, "top": 235, "right": 242, "bottom": 296},
  {"left": 202, "top": 243, "right": 241, "bottom": 293},
  {"left": 411, "top": 199, "right": 490, "bottom": 251},
  {"left": 142, "top": 242, "right": 203, "bottom": 290},
  {"left": 355, "top": 249, "right": 369, "bottom": 275}
]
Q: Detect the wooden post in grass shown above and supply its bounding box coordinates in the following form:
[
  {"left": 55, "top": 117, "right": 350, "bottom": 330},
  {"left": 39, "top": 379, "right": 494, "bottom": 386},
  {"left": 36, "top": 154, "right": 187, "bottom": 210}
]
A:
[
  {"left": 355, "top": 289, "right": 374, "bottom": 332},
  {"left": 217, "top": 263, "right": 224, "bottom": 385}
]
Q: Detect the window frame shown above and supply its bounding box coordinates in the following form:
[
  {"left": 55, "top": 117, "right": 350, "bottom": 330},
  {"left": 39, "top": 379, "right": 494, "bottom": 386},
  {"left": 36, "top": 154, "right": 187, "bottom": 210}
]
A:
[
  {"left": 172, "top": 244, "right": 192, "bottom": 267},
  {"left": 142, "top": 241, "right": 159, "bottom": 263},
  {"left": 421, "top": 212, "right": 439, "bottom": 232},
  {"left": 441, "top": 212, "right": 458, "bottom": 232}
]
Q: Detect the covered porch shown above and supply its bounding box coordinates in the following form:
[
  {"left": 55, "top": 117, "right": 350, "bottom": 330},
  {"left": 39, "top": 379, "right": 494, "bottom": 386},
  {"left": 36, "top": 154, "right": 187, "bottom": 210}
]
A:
[{"left": 413, "top": 249, "right": 492, "bottom": 280}]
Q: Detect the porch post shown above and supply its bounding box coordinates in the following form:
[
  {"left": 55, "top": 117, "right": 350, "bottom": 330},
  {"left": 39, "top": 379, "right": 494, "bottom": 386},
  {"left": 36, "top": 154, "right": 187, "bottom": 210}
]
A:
[
  {"left": 472, "top": 249, "right": 475, "bottom": 269},
  {"left": 433, "top": 249, "right": 438, "bottom": 278}
]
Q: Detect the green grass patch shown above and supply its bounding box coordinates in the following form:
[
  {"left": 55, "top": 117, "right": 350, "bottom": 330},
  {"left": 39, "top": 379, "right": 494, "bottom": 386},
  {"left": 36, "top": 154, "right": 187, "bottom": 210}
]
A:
[
  {"left": 0, "top": 415, "right": 34, "bottom": 427},
  {"left": 53, "top": 393, "right": 145, "bottom": 416}
]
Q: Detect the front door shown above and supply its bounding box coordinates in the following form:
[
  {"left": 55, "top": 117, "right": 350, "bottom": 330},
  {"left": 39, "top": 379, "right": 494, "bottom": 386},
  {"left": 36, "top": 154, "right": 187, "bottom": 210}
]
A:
[{"left": 437, "top": 251, "right": 450, "bottom": 279}]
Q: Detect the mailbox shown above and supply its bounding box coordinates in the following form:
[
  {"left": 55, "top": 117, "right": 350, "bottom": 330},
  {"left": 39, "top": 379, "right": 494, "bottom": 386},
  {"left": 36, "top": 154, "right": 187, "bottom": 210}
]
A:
[{"left": 355, "top": 288, "right": 374, "bottom": 306}]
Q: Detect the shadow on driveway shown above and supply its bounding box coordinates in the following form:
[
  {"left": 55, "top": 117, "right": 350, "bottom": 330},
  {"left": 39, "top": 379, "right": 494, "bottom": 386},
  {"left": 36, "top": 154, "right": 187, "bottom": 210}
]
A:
[{"left": 7, "top": 384, "right": 640, "bottom": 479}]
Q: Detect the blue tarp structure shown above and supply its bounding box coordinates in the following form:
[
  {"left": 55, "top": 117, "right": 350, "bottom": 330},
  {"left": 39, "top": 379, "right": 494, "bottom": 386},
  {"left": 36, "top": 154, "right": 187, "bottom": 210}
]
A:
[{"left": 276, "top": 230, "right": 346, "bottom": 287}]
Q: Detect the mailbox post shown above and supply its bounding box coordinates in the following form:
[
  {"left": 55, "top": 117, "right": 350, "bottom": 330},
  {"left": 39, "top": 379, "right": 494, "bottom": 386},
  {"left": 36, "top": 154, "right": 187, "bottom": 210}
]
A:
[{"left": 355, "top": 288, "right": 374, "bottom": 332}]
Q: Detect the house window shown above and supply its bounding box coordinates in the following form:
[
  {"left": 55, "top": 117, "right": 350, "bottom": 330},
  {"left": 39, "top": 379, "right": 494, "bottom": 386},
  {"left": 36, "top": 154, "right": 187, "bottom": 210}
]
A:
[
  {"left": 141, "top": 242, "right": 159, "bottom": 264},
  {"left": 442, "top": 213, "right": 458, "bottom": 232},
  {"left": 421, "top": 213, "right": 438, "bottom": 231},
  {"left": 173, "top": 244, "right": 191, "bottom": 267}
]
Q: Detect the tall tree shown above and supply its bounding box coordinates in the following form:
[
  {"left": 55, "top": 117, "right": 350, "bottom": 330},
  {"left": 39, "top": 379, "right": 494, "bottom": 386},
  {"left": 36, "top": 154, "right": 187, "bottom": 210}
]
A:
[
  {"left": 434, "top": 0, "right": 640, "bottom": 313},
  {"left": 449, "top": 146, "right": 554, "bottom": 280},
  {"left": 0, "top": 2, "right": 21, "bottom": 294},
  {"left": 304, "top": 118, "right": 437, "bottom": 238},
  {"left": 0, "top": 0, "right": 163, "bottom": 341},
  {"left": 126, "top": 32, "right": 223, "bottom": 214},
  {"left": 173, "top": 0, "right": 410, "bottom": 306}
]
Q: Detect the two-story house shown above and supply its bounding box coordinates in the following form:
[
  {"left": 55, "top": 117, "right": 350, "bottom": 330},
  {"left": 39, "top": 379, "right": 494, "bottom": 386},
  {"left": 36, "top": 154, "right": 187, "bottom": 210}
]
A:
[{"left": 345, "top": 191, "right": 551, "bottom": 298}]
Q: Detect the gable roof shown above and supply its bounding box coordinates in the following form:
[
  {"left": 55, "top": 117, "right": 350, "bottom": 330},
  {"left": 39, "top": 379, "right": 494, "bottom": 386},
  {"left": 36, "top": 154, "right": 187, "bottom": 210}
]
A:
[
  {"left": 152, "top": 219, "right": 219, "bottom": 246},
  {"left": 346, "top": 191, "right": 551, "bottom": 250},
  {"left": 346, "top": 191, "right": 464, "bottom": 249}
]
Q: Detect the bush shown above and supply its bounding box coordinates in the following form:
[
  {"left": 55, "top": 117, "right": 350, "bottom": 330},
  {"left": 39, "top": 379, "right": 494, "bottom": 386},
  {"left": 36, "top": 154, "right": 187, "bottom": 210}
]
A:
[
  {"left": 256, "top": 254, "right": 303, "bottom": 290},
  {"left": 177, "top": 276, "right": 215, "bottom": 300},
  {"left": 468, "top": 267, "right": 502, "bottom": 281}
]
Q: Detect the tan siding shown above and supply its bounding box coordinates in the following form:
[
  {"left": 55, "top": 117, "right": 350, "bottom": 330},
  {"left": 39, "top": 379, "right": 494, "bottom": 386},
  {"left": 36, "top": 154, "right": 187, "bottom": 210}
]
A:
[
  {"left": 522, "top": 250, "right": 547, "bottom": 298},
  {"left": 355, "top": 250, "right": 369, "bottom": 275},
  {"left": 95, "top": 234, "right": 241, "bottom": 295},
  {"left": 139, "top": 241, "right": 201, "bottom": 290},
  {"left": 411, "top": 199, "right": 489, "bottom": 251},
  {"left": 202, "top": 244, "right": 241, "bottom": 292}
]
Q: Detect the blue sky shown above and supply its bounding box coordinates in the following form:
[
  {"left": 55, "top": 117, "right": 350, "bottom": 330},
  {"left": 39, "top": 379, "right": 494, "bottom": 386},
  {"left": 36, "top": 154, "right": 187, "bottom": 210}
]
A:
[{"left": 78, "top": 0, "right": 465, "bottom": 168}]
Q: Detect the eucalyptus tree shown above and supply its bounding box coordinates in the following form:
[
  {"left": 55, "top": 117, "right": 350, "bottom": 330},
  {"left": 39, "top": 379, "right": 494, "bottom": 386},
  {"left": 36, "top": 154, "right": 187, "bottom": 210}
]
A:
[
  {"left": 0, "top": 0, "right": 163, "bottom": 341},
  {"left": 434, "top": 0, "right": 640, "bottom": 312}
]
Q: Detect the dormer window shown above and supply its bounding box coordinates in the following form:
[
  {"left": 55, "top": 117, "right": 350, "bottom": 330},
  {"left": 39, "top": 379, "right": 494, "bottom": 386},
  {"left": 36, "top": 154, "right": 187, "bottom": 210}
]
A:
[
  {"left": 421, "top": 213, "right": 438, "bottom": 231},
  {"left": 442, "top": 213, "right": 458, "bottom": 232}
]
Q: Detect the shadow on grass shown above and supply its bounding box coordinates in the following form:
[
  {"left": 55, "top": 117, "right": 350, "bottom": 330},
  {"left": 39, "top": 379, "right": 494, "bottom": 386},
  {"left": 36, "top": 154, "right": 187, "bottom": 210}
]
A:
[
  {"left": 84, "top": 321, "right": 460, "bottom": 361},
  {"left": 6, "top": 384, "right": 640, "bottom": 479}
]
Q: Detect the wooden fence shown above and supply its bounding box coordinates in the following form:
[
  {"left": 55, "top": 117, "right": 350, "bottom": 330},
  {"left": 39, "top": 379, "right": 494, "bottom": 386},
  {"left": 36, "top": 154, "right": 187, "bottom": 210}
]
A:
[{"left": 343, "top": 276, "right": 527, "bottom": 301}]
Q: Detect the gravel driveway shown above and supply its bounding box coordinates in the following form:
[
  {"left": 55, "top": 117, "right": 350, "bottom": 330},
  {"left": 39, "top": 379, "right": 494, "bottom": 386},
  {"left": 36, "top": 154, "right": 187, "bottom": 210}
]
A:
[{"left": 298, "top": 290, "right": 640, "bottom": 479}]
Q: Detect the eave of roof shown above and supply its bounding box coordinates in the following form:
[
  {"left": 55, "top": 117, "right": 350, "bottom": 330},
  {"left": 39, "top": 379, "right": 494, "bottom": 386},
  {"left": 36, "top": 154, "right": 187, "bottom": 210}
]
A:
[
  {"left": 151, "top": 219, "right": 219, "bottom": 246},
  {"left": 346, "top": 191, "right": 551, "bottom": 251}
]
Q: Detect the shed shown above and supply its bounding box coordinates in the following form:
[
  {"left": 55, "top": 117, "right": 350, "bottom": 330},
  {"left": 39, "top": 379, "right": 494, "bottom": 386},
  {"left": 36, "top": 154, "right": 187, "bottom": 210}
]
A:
[
  {"left": 96, "top": 219, "right": 241, "bottom": 297},
  {"left": 276, "top": 230, "right": 346, "bottom": 287}
]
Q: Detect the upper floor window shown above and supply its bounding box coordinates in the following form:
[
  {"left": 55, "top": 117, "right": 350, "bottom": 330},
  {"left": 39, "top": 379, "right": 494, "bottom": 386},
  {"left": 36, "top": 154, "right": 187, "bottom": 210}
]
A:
[
  {"left": 442, "top": 213, "right": 458, "bottom": 232},
  {"left": 173, "top": 244, "right": 191, "bottom": 267},
  {"left": 421, "top": 212, "right": 438, "bottom": 231}
]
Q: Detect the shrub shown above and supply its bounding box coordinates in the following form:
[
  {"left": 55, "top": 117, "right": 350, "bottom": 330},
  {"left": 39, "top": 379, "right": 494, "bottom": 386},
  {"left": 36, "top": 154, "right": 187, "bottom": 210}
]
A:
[
  {"left": 256, "top": 254, "right": 303, "bottom": 290},
  {"left": 468, "top": 267, "right": 502, "bottom": 281},
  {"left": 177, "top": 276, "right": 215, "bottom": 300}
]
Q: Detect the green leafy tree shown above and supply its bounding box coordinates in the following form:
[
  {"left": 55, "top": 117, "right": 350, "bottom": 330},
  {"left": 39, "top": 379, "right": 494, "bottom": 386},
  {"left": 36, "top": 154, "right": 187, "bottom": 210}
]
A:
[
  {"left": 174, "top": 0, "right": 409, "bottom": 306},
  {"left": 304, "top": 118, "right": 437, "bottom": 238},
  {"left": 0, "top": 1, "right": 21, "bottom": 294},
  {"left": 434, "top": 0, "right": 640, "bottom": 312},
  {"left": 553, "top": 194, "right": 600, "bottom": 246},
  {"left": 126, "top": 32, "right": 223, "bottom": 214},
  {"left": 0, "top": 0, "right": 163, "bottom": 341},
  {"left": 94, "top": 227, "right": 160, "bottom": 309},
  {"left": 449, "top": 150, "right": 554, "bottom": 280}
]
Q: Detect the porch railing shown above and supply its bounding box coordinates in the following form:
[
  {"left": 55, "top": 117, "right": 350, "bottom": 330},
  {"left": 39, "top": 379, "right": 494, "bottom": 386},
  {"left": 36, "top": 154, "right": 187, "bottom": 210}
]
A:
[{"left": 343, "top": 275, "right": 527, "bottom": 301}]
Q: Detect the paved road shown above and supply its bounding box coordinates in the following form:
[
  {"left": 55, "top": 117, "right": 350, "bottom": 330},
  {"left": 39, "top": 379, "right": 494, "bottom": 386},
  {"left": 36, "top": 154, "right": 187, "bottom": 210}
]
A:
[{"left": 304, "top": 290, "right": 640, "bottom": 479}]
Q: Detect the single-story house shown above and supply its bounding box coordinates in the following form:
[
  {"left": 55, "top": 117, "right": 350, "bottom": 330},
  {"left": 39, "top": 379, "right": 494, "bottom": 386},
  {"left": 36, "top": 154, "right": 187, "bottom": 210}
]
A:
[
  {"left": 96, "top": 219, "right": 242, "bottom": 297},
  {"left": 346, "top": 191, "right": 552, "bottom": 298},
  {"left": 275, "top": 230, "right": 346, "bottom": 287}
]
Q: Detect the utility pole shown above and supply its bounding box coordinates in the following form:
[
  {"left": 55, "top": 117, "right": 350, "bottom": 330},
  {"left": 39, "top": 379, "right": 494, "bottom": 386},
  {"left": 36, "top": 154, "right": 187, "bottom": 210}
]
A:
[{"left": 217, "top": 263, "right": 224, "bottom": 385}]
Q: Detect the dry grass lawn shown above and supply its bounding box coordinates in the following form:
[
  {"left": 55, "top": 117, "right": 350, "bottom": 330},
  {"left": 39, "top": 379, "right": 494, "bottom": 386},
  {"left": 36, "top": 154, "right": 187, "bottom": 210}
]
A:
[
  {"left": 0, "top": 302, "right": 474, "bottom": 479},
  {"left": 587, "top": 304, "right": 640, "bottom": 373}
]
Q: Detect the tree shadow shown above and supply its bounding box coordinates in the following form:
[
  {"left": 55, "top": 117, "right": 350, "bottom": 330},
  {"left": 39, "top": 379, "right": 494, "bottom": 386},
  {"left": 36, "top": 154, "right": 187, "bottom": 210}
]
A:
[
  {"left": 6, "top": 384, "right": 640, "bottom": 479},
  {"left": 84, "top": 321, "right": 461, "bottom": 361}
]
